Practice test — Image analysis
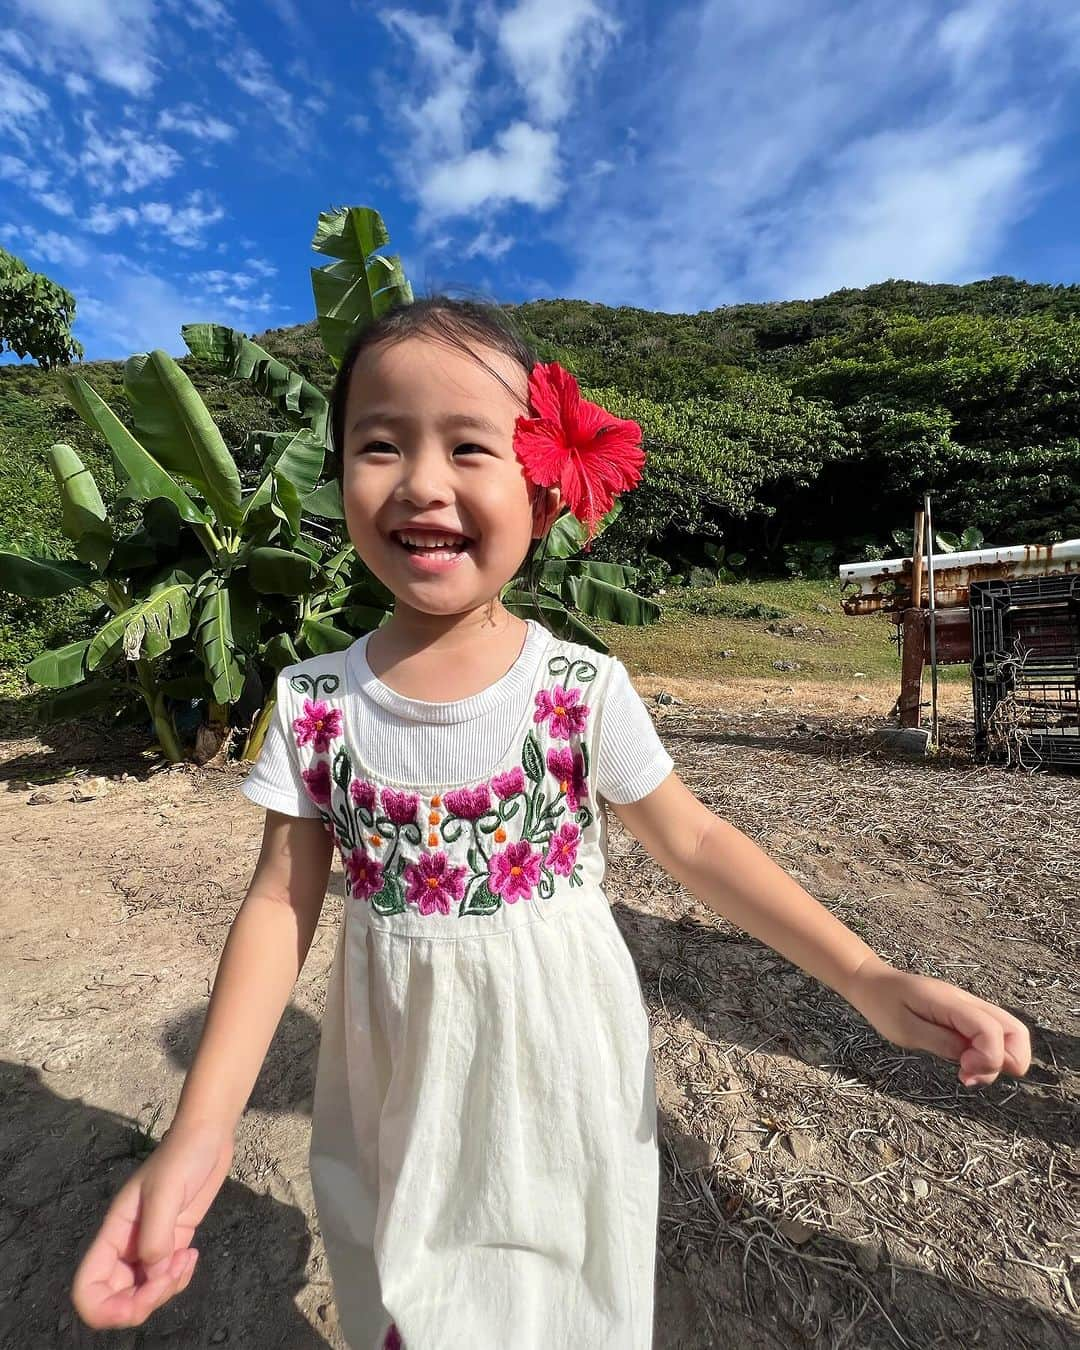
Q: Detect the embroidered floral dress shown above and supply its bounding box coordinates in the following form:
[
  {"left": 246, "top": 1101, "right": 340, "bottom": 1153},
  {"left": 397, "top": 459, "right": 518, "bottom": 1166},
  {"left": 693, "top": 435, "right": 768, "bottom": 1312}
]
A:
[{"left": 245, "top": 628, "right": 660, "bottom": 1350}]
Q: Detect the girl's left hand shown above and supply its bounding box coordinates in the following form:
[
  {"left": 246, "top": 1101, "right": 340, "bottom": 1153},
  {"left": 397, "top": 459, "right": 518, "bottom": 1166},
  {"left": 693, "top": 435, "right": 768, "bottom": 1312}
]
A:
[{"left": 843, "top": 957, "right": 1032, "bottom": 1086}]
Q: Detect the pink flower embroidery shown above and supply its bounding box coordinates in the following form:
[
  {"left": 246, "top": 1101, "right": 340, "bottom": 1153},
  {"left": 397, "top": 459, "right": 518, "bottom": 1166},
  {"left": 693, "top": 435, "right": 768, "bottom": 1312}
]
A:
[
  {"left": 403, "top": 850, "right": 469, "bottom": 916},
  {"left": 491, "top": 766, "right": 526, "bottom": 800},
  {"left": 545, "top": 821, "right": 581, "bottom": 876},
  {"left": 345, "top": 848, "right": 384, "bottom": 902},
  {"left": 444, "top": 784, "right": 492, "bottom": 820},
  {"left": 487, "top": 840, "right": 543, "bottom": 904},
  {"left": 533, "top": 684, "right": 589, "bottom": 740},
  {"left": 293, "top": 698, "right": 343, "bottom": 752},
  {"left": 381, "top": 787, "right": 420, "bottom": 826},
  {"left": 350, "top": 779, "right": 377, "bottom": 812},
  {"left": 546, "top": 747, "right": 588, "bottom": 812},
  {"left": 301, "top": 760, "right": 332, "bottom": 807}
]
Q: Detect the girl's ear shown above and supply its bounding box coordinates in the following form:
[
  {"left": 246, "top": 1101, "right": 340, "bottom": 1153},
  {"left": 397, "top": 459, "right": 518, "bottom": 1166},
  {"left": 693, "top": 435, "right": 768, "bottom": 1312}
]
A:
[{"left": 532, "top": 485, "right": 563, "bottom": 539}]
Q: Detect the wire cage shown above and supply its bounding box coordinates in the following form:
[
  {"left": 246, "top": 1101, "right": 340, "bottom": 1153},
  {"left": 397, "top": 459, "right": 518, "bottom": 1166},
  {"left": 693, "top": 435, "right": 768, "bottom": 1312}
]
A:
[{"left": 970, "top": 575, "right": 1080, "bottom": 769}]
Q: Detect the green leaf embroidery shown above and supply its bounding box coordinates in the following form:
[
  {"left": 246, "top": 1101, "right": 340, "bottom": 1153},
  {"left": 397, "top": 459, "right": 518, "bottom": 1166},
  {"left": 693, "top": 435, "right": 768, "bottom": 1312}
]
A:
[
  {"left": 332, "top": 745, "right": 352, "bottom": 791},
  {"left": 522, "top": 729, "right": 544, "bottom": 783},
  {"left": 371, "top": 872, "right": 406, "bottom": 916},
  {"left": 460, "top": 881, "right": 502, "bottom": 917}
]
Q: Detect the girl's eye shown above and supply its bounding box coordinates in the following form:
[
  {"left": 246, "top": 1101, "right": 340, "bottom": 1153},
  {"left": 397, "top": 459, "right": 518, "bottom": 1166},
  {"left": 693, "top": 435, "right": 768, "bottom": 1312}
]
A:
[
  {"left": 358, "top": 441, "right": 396, "bottom": 454},
  {"left": 454, "top": 443, "right": 488, "bottom": 456}
]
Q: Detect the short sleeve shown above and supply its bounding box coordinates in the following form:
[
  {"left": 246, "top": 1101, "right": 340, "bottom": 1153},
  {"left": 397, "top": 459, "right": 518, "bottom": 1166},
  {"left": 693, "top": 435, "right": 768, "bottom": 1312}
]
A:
[
  {"left": 240, "top": 673, "right": 323, "bottom": 818},
  {"left": 594, "top": 658, "right": 674, "bottom": 805}
]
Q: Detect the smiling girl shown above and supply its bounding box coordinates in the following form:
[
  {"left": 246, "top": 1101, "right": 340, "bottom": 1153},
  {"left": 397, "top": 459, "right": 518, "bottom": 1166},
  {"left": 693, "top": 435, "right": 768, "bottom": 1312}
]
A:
[{"left": 72, "top": 298, "right": 1031, "bottom": 1349}]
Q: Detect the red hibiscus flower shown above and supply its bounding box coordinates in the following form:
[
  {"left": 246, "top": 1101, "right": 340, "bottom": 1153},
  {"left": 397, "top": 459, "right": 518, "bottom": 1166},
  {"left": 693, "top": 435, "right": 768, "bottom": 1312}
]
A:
[
  {"left": 534, "top": 684, "right": 589, "bottom": 740},
  {"left": 403, "top": 850, "right": 468, "bottom": 916},
  {"left": 513, "top": 362, "right": 645, "bottom": 546},
  {"left": 293, "top": 699, "right": 342, "bottom": 752},
  {"left": 546, "top": 747, "right": 588, "bottom": 812},
  {"left": 488, "top": 840, "right": 543, "bottom": 904},
  {"left": 545, "top": 821, "right": 581, "bottom": 876},
  {"left": 301, "top": 760, "right": 332, "bottom": 807}
]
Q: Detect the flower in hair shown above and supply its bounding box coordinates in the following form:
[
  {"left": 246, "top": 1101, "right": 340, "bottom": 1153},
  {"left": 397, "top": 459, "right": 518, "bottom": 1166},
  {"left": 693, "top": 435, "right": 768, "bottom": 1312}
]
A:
[{"left": 513, "top": 362, "right": 645, "bottom": 547}]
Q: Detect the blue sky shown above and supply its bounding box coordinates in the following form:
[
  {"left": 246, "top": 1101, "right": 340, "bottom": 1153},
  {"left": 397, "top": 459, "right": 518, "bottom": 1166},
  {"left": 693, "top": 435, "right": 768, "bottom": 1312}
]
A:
[{"left": 3, "top": 0, "right": 1080, "bottom": 362}]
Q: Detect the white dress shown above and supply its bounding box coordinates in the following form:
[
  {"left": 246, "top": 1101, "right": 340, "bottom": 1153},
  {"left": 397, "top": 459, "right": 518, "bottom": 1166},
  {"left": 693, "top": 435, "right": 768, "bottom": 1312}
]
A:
[{"left": 241, "top": 619, "right": 674, "bottom": 1350}]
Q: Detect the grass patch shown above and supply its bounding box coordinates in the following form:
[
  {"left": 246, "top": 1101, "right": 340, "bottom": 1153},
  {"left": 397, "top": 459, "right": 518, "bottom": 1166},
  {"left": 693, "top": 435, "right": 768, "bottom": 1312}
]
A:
[{"left": 593, "top": 578, "right": 971, "bottom": 684}]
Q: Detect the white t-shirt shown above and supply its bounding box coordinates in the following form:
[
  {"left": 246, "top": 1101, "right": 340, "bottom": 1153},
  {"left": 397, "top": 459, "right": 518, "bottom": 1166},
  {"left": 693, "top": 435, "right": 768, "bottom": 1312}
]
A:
[{"left": 241, "top": 618, "right": 673, "bottom": 818}]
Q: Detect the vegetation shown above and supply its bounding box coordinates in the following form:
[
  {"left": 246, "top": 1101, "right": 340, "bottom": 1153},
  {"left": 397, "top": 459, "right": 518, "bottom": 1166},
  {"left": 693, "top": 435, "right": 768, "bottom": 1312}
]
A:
[
  {"left": 3, "top": 252, "right": 1078, "bottom": 742},
  {"left": 0, "top": 208, "right": 658, "bottom": 759},
  {"left": 0, "top": 248, "right": 83, "bottom": 367}
]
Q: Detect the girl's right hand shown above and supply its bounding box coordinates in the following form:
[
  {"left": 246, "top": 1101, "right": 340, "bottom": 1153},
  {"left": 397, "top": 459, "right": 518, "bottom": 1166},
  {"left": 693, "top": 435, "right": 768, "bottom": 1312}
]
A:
[{"left": 71, "top": 1117, "right": 234, "bottom": 1330}]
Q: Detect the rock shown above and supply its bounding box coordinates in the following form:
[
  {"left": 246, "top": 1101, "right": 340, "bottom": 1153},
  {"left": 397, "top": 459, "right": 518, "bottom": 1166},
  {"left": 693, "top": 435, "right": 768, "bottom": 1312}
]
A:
[
  {"left": 911, "top": 1178, "right": 930, "bottom": 1200},
  {"left": 777, "top": 1217, "right": 815, "bottom": 1245},
  {"left": 852, "top": 1239, "right": 882, "bottom": 1273},
  {"left": 27, "top": 788, "right": 61, "bottom": 805},
  {"left": 718, "top": 649, "right": 735, "bottom": 658},
  {"left": 783, "top": 1131, "right": 817, "bottom": 1164},
  {"left": 772, "top": 660, "right": 802, "bottom": 672},
  {"left": 853, "top": 671, "right": 868, "bottom": 678},
  {"left": 655, "top": 691, "right": 675, "bottom": 705},
  {"left": 73, "top": 776, "right": 110, "bottom": 801},
  {"left": 671, "top": 1133, "right": 719, "bottom": 1173},
  {"left": 210, "top": 1329, "right": 228, "bottom": 1344},
  {"left": 815, "top": 603, "right": 832, "bottom": 613}
]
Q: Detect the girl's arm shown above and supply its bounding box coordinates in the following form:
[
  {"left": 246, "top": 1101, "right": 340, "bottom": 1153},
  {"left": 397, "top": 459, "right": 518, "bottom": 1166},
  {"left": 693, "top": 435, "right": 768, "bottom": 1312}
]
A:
[
  {"left": 609, "top": 772, "right": 1031, "bottom": 1085},
  {"left": 72, "top": 809, "right": 334, "bottom": 1330},
  {"left": 171, "top": 808, "right": 334, "bottom": 1134}
]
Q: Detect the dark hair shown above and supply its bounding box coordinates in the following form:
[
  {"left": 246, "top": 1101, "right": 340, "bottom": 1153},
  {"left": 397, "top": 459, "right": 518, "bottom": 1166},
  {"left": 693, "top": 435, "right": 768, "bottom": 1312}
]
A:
[{"left": 326, "top": 296, "right": 557, "bottom": 619}]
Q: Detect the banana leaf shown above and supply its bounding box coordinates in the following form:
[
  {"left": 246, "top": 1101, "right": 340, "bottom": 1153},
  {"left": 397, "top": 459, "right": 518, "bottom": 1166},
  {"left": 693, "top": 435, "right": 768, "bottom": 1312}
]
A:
[
  {"left": 0, "top": 550, "right": 100, "bottom": 597},
  {"left": 47, "top": 443, "right": 113, "bottom": 568},
  {"left": 60, "top": 372, "right": 209, "bottom": 526},
  {"left": 246, "top": 546, "right": 318, "bottom": 596},
  {"left": 87, "top": 572, "right": 194, "bottom": 670},
  {"left": 124, "top": 351, "right": 243, "bottom": 528},
  {"left": 194, "top": 578, "right": 246, "bottom": 705},
  {"left": 182, "top": 324, "right": 329, "bottom": 439},
  {"left": 25, "top": 638, "right": 92, "bottom": 689},
  {"left": 310, "top": 207, "right": 413, "bottom": 366}
]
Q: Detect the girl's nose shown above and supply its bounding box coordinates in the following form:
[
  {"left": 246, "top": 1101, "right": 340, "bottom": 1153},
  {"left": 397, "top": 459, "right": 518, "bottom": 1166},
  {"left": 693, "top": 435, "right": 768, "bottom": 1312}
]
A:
[{"left": 394, "top": 442, "right": 457, "bottom": 505}]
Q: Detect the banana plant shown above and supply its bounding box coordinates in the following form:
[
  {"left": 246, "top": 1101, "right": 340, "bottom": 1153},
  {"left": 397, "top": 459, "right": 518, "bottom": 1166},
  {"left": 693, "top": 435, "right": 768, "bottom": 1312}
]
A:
[{"left": 0, "top": 351, "right": 382, "bottom": 761}]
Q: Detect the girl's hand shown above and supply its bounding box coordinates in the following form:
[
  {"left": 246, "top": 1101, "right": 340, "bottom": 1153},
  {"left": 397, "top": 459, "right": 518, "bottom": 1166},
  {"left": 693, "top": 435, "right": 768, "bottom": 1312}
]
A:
[
  {"left": 71, "top": 1118, "right": 234, "bottom": 1330},
  {"left": 843, "top": 956, "right": 1032, "bottom": 1086}
]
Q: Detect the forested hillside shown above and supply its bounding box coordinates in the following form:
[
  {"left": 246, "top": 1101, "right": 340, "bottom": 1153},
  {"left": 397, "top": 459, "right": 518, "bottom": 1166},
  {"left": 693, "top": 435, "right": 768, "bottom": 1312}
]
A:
[{"left": 3, "top": 275, "right": 1079, "bottom": 670}]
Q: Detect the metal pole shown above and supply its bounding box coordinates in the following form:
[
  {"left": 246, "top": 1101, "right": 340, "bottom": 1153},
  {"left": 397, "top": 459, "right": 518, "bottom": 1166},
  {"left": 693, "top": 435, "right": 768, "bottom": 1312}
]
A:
[{"left": 923, "top": 491, "right": 939, "bottom": 747}]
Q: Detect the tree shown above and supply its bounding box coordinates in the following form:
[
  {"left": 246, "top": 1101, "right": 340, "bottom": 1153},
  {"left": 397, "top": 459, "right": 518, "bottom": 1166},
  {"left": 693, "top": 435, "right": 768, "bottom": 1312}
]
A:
[{"left": 0, "top": 248, "right": 84, "bottom": 368}]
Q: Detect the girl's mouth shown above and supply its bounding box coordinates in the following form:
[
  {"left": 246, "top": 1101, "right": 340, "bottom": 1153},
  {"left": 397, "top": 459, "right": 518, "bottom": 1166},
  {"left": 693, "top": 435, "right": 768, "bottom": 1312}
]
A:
[{"left": 391, "top": 532, "right": 473, "bottom": 572}]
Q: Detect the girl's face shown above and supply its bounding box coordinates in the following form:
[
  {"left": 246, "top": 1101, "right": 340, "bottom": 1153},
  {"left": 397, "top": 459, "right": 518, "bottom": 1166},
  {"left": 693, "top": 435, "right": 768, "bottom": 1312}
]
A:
[{"left": 340, "top": 335, "right": 560, "bottom": 621}]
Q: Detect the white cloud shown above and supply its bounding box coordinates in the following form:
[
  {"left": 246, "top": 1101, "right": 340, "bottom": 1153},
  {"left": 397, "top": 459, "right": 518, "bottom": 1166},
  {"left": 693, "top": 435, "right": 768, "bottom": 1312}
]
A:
[
  {"left": 2, "top": 224, "right": 90, "bottom": 269},
  {"left": 158, "top": 103, "right": 236, "bottom": 143},
  {"left": 497, "top": 0, "right": 618, "bottom": 124},
  {"left": 64, "top": 72, "right": 91, "bottom": 97},
  {"left": 76, "top": 256, "right": 280, "bottom": 357},
  {"left": 382, "top": 9, "right": 481, "bottom": 163},
  {"left": 9, "top": 0, "right": 157, "bottom": 95},
  {"left": 222, "top": 45, "right": 309, "bottom": 147},
  {"left": 0, "top": 153, "right": 49, "bottom": 194},
  {"left": 559, "top": 0, "right": 1078, "bottom": 310},
  {"left": 86, "top": 191, "right": 224, "bottom": 249},
  {"left": 422, "top": 122, "right": 561, "bottom": 217},
  {"left": 463, "top": 229, "right": 515, "bottom": 261},
  {"left": 35, "top": 190, "right": 75, "bottom": 216},
  {"left": 0, "top": 32, "right": 33, "bottom": 64},
  {"left": 178, "top": 0, "right": 232, "bottom": 29},
  {"left": 0, "top": 65, "right": 50, "bottom": 144},
  {"left": 81, "top": 118, "right": 182, "bottom": 194},
  {"left": 346, "top": 112, "right": 370, "bottom": 134},
  {"left": 245, "top": 256, "right": 278, "bottom": 277}
]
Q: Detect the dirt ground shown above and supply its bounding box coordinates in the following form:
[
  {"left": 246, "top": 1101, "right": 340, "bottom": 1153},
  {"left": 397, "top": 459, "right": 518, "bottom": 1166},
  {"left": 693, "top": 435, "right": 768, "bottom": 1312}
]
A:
[{"left": 0, "top": 677, "right": 1076, "bottom": 1350}]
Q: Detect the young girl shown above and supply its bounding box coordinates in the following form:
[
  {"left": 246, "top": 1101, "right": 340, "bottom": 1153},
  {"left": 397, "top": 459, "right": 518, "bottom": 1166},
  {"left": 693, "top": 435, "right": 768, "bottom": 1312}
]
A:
[{"left": 72, "top": 299, "right": 1031, "bottom": 1348}]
